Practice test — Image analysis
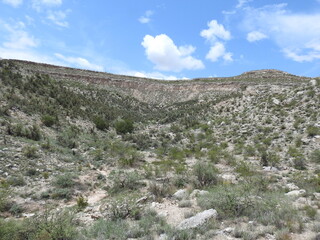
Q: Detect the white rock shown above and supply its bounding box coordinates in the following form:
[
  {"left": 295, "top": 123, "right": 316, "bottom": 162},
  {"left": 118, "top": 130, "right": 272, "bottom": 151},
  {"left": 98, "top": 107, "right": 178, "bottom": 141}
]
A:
[
  {"left": 190, "top": 189, "right": 209, "bottom": 198},
  {"left": 159, "top": 234, "right": 168, "bottom": 240},
  {"left": 263, "top": 166, "right": 279, "bottom": 172},
  {"left": 285, "top": 189, "right": 306, "bottom": 197},
  {"left": 272, "top": 98, "right": 280, "bottom": 105},
  {"left": 173, "top": 189, "right": 189, "bottom": 200},
  {"left": 176, "top": 209, "right": 217, "bottom": 230},
  {"left": 286, "top": 183, "right": 299, "bottom": 191},
  {"left": 310, "top": 79, "right": 317, "bottom": 86},
  {"left": 313, "top": 192, "right": 320, "bottom": 200}
]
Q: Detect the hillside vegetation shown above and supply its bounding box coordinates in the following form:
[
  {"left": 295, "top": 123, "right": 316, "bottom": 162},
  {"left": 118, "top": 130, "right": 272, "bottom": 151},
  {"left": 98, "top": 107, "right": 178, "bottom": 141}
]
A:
[{"left": 0, "top": 59, "right": 319, "bottom": 240}]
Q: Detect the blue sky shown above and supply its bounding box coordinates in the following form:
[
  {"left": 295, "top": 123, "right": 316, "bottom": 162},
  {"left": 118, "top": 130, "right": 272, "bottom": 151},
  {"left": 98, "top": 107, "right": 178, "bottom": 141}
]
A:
[{"left": 0, "top": 0, "right": 320, "bottom": 79}]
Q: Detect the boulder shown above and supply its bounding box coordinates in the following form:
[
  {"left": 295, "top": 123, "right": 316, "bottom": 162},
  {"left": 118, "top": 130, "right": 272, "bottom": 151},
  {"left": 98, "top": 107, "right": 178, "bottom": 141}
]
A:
[
  {"left": 285, "top": 189, "right": 306, "bottom": 197},
  {"left": 176, "top": 209, "right": 217, "bottom": 230},
  {"left": 173, "top": 189, "right": 189, "bottom": 200}
]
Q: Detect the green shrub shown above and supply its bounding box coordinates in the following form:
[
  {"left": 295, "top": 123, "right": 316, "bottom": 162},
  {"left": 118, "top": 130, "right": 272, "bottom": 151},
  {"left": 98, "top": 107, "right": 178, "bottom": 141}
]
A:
[
  {"left": 108, "top": 170, "right": 142, "bottom": 194},
  {"left": 82, "top": 219, "right": 129, "bottom": 240},
  {"left": 7, "top": 123, "right": 41, "bottom": 141},
  {"left": 51, "top": 188, "right": 73, "bottom": 200},
  {"left": 114, "top": 119, "right": 134, "bottom": 134},
  {"left": 192, "top": 162, "right": 219, "bottom": 188},
  {"left": 57, "top": 127, "right": 79, "bottom": 148},
  {"left": 7, "top": 176, "right": 25, "bottom": 186},
  {"left": 235, "top": 161, "right": 255, "bottom": 177},
  {"left": 53, "top": 173, "right": 76, "bottom": 188},
  {"left": 41, "top": 114, "right": 58, "bottom": 127},
  {"left": 0, "top": 209, "right": 78, "bottom": 240},
  {"left": 22, "top": 145, "right": 38, "bottom": 158},
  {"left": 93, "top": 116, "right": 109, "bottom": 131},
  {"left": 307, "top": 125, "right": 320, "bottom": 137},
  {"left": 310, "top": 150, "right": 320, "bottom": 163},
  {"left": 198, "top": 184, "right": 300, "bottom": 229},
  {"left": 76, "top": 195, "right": 88, "bottom": 211},
  {"left": 148, "top": 182, "right": 173, "bottom": 201}
]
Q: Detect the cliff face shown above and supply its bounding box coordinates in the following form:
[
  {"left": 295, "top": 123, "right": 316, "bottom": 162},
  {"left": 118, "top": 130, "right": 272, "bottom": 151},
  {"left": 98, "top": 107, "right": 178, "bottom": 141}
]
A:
[{"left": 0, "top": 59, "right": 312, "bottom": 105}]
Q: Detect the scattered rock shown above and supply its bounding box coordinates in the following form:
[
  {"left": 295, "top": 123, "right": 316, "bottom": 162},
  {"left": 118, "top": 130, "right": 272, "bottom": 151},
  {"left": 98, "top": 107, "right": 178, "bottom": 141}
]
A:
[
  {"left": 286, "top": 183, "right": 299, "bottom": 191},
  {"left": 190, "top": 189, "right": 209, "bottom": 199},
  {"left": 272, "top": 98, "right": 280, "bottom": 105},
  {"left": 176, "top": 209, "right": 217, "bottom": 230},
  {"left": 173, "top": 189, "right": 189, "bottom": 200},
  {"left": 313, "top": 192, "right": 320, "bottom": 200},
  {"left": 310, "top": 79, "right": 317, "bottom": 86},
  {"left": 285, "top": 189, "right": 306, "bottom": 197}
]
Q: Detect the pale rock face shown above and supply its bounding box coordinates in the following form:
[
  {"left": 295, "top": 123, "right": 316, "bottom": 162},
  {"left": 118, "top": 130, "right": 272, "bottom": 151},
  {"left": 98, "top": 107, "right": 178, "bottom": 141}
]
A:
[{"left": 176, "top": 209, "right": 218, "bottom": 230}]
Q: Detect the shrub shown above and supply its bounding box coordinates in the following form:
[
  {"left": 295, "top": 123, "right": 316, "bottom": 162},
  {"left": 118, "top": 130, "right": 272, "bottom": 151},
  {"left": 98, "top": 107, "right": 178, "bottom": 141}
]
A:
[
  {"left": 93, "top": 116, "right": 109, "bottom": 131},
  {"left": 310, "top": 150, "right": 320, "bottom": 163},
  {"left": 76, "top": 195, "right": 88, "bottom": 211},
  {"left": 192, "top": 162, "right": 219, "bottom": 188},
  {"left": 148, "top": 182, "right": 173, "bottom": 201},
  {"left": 235, "top": 161, "right": 255, "bottom": 177},
  {"left": 108, "top": 170, "right": 142, "bottom": 194},
  {"left": 7, "top": 176, "right": 25, "bottom": 186},
  {"left": 82, "top": 219, "right": 129, "bottom": 240},
  {"left": 57, "top": 127, "right": 78, "bottom": 148},
  {"left": 51, "top": 188, "right": 73, "bottom": 200},
  {"left": 41, "top": 114, "right": 58, "bottom": 127},
  {"left": 198, "top": 184, "right": 300, "bottom": 228},
  {"left": 307, "top": 125, "right": 320, "bottom": 137},
  {"left": 22, "top": 145, "right": 38, "bottom": 158},
  {"left": 53, "top": 173, "right": 76, "bottom": 188},
  {"left": 114, "top": 119, "right": 134, "bottom": 134}
]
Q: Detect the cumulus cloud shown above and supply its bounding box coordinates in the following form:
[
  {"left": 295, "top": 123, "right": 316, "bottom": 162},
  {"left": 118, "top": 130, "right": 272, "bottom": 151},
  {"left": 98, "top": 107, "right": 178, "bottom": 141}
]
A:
[
  {"left": 47, "top": 10, "right": 69, "bottom": 27},
  {"left": 141, "top": 34, "right": 204, "bottom": 72},
  {"left": 2, "top": 0, "right": 23, "bottom": 7},
  {"left": 54, "top": 53, "right": 104, "bottom": 71},
  {"left": 247, "top": 31, "right": 268, "bottom": 42},
  {"left": 200, "top": 20, "right": 233, "bottom": 63},
  {"left": 242, "top": 3, "right": 320, "bottom": 62},
  {"left": 200, "top": 20, "right": 231, "bottom": 42},
  {"left": 138, "top": 10, "right": 153, "bottom": 24},
  {"left": 206, "top": 42, "right": 233, "bottom": 62}
]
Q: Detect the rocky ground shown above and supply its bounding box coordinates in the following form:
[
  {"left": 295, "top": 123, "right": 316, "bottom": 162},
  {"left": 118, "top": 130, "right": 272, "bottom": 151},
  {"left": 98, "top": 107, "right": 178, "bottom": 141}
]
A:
[{"left": 0, "top": 60, "right": 319, "bottom": 240}]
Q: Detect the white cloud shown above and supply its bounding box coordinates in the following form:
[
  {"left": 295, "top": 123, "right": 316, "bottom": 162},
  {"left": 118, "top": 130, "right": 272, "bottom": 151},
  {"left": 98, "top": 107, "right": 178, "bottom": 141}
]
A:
[
  {"left": 141, "top": 34, "right": 204, "bottom": 72},
  {"left": 47, "top": 10, "right": 69, "bottom": 27},
  {"left": 138, "top": 10, "right": 153, "bottom": 24},
  {"left": 236, "top": 0, "right": 252, "bottom": 9},
  {"left": 200, "top": 20, "right": 233, "bottom": 63},
  {"left": 54, "top": 53, "right": 104, "bottom": 71},
  {"left": 125, "top": 71, "right": 179, "bottom": 80},
  {"left": 2, "top": 0, "right": 23, "bottom": 7},
  {"left": 200, "top": 20, "right": 231, "bottom": 42},
  {"left": 242, "top": 4, "right": 320, "bottom": 62},
  {"left": 247, "top": 31, "right": 268, "bottom": 42},
  {"left": 2, "top": 21, "right": 39, "bottom": 49},
  {"left": 32, "top": 0, "right": 62, "bottom": 11},
  {"left": 206, "top": 42, "right": 233, "bottom": 62}
]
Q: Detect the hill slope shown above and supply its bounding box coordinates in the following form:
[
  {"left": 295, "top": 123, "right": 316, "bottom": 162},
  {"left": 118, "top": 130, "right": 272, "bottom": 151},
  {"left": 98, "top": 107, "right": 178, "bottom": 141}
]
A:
[{"left": 0, "top": 59, "right": 319, "bottom": 240}]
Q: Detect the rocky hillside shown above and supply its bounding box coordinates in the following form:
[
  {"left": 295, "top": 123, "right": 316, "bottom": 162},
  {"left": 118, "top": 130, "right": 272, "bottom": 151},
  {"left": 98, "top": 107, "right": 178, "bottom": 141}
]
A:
[
  {"left": 0, "top": 59, "right": 319, "bottom": 240},
  {"left": 1, "top": 59, "right": 311, "bottom": 105}
]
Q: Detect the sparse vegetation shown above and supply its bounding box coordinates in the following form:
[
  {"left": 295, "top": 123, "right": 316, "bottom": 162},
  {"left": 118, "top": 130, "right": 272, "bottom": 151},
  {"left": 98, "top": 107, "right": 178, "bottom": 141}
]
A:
[{"left": 0, "top": 60, "right": 319, "bottom": 239}]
